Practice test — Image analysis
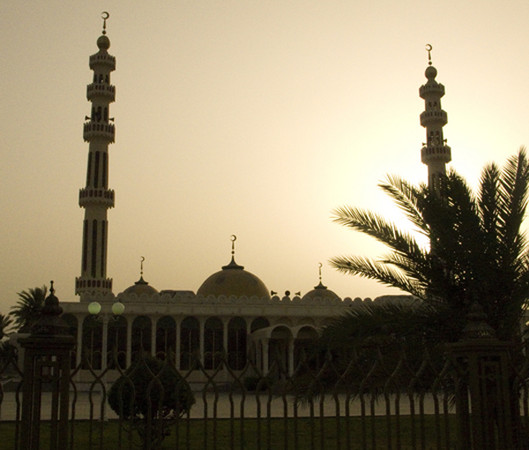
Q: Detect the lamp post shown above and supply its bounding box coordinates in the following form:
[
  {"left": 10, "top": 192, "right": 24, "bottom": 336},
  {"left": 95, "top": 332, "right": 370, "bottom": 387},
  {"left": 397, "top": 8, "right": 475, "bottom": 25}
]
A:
[
  {"left": 19, "top": 282, "right": 75, "bottom": 450},
  {"left": 86, "top": 299, "right": 125, "bottom": 371}
]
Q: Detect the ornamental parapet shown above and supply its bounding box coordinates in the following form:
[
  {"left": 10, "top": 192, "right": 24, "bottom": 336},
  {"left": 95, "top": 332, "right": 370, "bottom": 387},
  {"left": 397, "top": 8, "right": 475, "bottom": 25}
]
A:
[
  {"left": 87, "top": 83, "right": 115, "bottom": 102},
  {"left": 421, "top": 145, "right": 452, "bottom": 163},
  {"left": 89, "top": 53, "right": 116, "bottom": 70},
  {"left": 79, "top": 188, "right": 115, "bottom": 208},
  {"left": 75, "top": 277, "right": 113, "bottom": 296},
  {"left": 419, "top": 83, "right": 445, "bottom": 98},
  {"left": 420, "top": 110, "right": 447, "bottom": 126},
  {"left": 83, "top": 121, "right": 115, "bottom": 142}
]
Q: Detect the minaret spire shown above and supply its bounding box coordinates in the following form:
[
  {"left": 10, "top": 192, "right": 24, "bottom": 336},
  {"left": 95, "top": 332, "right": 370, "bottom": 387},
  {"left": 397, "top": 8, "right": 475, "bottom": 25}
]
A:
[
  {"left": 419, "top": 44, "right": 451, "bottom": 190},
  {"left": 76, "top": 12, "right": 116, "bottom": 299}
]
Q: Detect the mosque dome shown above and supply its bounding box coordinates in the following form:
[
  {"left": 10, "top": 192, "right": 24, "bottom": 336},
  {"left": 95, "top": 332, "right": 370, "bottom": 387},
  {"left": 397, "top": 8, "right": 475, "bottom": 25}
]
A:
[
  {"left": 197, "top": 257, "right": 270, "bottom": 299},
  {"left": 121, "top": 276, "right": 158, "bottom": 297},
  {"left": 425, "top": 65, "right": 437, "bottom": 80},
  {"left": 301, "top": 282, "right": 340, "bottom": 302},
  {"left": 97, "top": 35, "right": 110, "bottom": 50}
]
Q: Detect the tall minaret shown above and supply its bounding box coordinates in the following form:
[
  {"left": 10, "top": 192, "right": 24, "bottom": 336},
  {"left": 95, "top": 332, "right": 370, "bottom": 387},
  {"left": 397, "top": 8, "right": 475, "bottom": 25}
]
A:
[
  {"left": 419, "top": 45, "right": 451, "bottom": 190},
  {"left": 76, "top": 12, "right": 115, "bottom": 300}
]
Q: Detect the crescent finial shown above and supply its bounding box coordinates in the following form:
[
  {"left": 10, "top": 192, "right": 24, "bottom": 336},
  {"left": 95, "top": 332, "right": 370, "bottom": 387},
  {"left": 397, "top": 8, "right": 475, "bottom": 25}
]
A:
[
  {"left": 140, "top": 256, "right": 145, "bottom": 277},
  {"left": 425, "top": 44, "right": 432, "bottom": 66},
  {"left": 230, "top": 235, "right": 237, "bottom": 258},
  {"left": 101, "top": 11, "right": 109, "bottom": 34}
]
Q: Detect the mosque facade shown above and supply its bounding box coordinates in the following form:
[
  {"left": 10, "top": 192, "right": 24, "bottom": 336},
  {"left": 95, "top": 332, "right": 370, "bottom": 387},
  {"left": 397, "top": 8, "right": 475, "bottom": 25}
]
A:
[{"left": 57, "top": 20, "right": 446, "bottom": 381}]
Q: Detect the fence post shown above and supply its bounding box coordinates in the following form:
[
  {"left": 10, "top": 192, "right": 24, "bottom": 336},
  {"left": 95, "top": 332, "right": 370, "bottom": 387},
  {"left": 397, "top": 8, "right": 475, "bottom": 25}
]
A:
[
  {"left": 448, "top": 302, "right": 520, "bottom": 449},
  {"left": 19, "top": 282, "right": 75, "bottom": 450}
]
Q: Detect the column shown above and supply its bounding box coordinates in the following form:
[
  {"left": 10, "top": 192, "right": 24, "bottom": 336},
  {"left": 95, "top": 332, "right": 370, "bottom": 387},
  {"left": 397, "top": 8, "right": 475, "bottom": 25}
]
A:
[
  {"left": 76, "top": 316, "right": 83, "bottom": 368},
  {"left": 151, "top": 316, "right": 157, "bottom": 357},
  {"left": 199, "top": 319, "right": 205, "bottom": 366},
  {"left": 288, "top": 338, "right": 294, "bottom": 376},
  {"left": 175, "top": 321, "right": 181, "bottom": 370},
  {"left": 263, "top": 339, "right": 269, "bottom": 374},
  {"left": 126, "top": 317, "right": 132, "bottom": 368},
  {"left": 101, "top": 315, "right": 109, "bottom": 370}
]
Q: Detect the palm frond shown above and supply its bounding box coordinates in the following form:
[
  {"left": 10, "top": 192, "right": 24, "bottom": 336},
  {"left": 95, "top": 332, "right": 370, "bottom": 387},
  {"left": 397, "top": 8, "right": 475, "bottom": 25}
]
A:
[
  {"left": 498, "top": 148, "right": 529, "bottom": 269},
  {"left": 332, "top": 206, "right": 424, "bottom": 258},
  {"left": 330, "top": 255, "right": 426, "bottom": 298},
  {"left": 378, "top": 175, "right": 430, "bottom": 235}
]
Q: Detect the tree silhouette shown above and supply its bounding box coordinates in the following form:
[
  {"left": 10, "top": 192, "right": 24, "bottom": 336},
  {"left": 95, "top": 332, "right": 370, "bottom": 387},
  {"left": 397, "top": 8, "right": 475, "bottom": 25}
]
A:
[{"left": 10, "top": 286, "right": 47, "bottom": 333}]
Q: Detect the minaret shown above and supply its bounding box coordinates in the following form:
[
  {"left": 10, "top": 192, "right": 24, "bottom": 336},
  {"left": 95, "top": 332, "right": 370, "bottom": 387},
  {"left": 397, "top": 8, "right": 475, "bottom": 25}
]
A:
[
  {"left": 76, "top": 12, "right": 115, "bottom": 299},
  {"left": 419, "top": 45, "right": 451, "bottom": 190}
]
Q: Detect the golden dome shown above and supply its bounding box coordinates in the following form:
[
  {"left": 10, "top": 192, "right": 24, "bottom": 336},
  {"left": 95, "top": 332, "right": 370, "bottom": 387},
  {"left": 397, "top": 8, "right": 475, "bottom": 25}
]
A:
[
  {"left": 122, "top": 277, "right": 158, "bottom": 297},
  {"left": 197, "top": 258, "right": 270, "bottom": 299},
  {"left": 301, "top": 282, "right": 340, "bottom": 302}
]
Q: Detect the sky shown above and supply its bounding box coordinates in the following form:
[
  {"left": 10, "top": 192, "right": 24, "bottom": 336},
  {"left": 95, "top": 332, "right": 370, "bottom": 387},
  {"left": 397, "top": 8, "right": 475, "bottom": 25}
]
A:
[{"left": 2, "top": 1, "right": 529, "bottom": 313}]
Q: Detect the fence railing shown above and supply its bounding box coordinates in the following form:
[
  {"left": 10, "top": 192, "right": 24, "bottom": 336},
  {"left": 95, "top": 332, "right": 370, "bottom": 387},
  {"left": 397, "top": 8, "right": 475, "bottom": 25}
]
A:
[
  {"left": 2, "top": 334, "right": 529, "bottom": 450},
  {"left": 2, "top": 293, "right": 529, "bottom": 449}
]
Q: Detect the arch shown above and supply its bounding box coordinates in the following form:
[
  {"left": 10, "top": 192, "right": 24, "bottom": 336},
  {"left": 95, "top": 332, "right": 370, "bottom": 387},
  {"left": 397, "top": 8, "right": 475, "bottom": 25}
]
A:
[
  {"left": 180, "top": 316, "right": 199, "bottom": 370},
  {"left": 295, "top": 325, "right": 319, "bottom": 340},
  {"left": 294, "top": 326, "right": 319, "bottom": 370},
  {"left": 250, "top": 317, "right": 270, "bottom": 333},
  {"left": 62, "top": 314, "right": 78, "bottom": 369},
  {"left": 228, "top": 317, "right": 247, "bottom": 370},
  {"left": 204, "top": 316, "right": 223, "bottom": 370},
  {"left": 269, "top": 325, "right": 293, "bottom": 375},
  {"left": 156, "top": 315, "right": 176, "bottom": 361},
  {"left": 107, "top": 316, "right": 127, "bottom": 369},
  {"left": 81, "top": 315, "right": 102, "bottom": 370},
  {"left": 131, "top": 315, "right": 151, "bottom": 361},
  {"left": 270, "top": 325, "right": 293, "bottom": 340}
]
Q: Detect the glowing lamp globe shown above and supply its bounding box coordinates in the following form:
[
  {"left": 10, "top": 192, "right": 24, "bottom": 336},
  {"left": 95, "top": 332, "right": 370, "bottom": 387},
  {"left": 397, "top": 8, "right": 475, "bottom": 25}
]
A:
[
  {"left": 111, "top": 301, "right": 125, "bottom": 316},
  {"left": 88, "top": 301, "right": 102, "bottom": 315}
]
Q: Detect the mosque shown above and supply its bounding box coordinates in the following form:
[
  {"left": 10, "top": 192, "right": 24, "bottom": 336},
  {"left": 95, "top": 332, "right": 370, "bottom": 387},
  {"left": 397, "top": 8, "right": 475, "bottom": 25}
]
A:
[{"left": 57, "top": 18, "right": 449, "bottom": 381}]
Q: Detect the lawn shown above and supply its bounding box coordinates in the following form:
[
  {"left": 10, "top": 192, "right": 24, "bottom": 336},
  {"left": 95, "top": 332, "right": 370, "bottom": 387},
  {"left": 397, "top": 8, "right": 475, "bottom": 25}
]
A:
[{"left": 0, "top": 415, "right": 458, "bottom": 449}]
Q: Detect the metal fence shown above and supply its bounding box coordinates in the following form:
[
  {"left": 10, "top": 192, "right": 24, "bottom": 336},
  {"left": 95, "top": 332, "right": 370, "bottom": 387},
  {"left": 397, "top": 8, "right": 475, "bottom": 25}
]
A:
[
  {"left": 2, "top": 333, "right": 529, "bottom": 450},
  {"left": 2, "top": 293, "right": 529, "bottom": 450}
]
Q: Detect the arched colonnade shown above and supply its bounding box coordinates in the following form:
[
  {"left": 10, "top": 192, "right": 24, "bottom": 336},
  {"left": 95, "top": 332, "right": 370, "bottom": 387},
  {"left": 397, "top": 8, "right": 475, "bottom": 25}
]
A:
[{"left": 62, "top": 314, "right": 319, "bottom": 376}]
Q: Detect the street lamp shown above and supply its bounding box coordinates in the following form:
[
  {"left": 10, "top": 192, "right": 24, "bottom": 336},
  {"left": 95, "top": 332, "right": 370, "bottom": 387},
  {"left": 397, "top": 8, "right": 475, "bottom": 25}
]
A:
[{"left": 88, "top": 300, "right": 125, "bottom": 319}]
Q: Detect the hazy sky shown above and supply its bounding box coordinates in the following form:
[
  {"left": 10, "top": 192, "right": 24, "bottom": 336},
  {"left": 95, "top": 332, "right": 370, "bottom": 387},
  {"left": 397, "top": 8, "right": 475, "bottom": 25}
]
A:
[{"left": 2, "top": 1, "right": 529, "bottom": 312}]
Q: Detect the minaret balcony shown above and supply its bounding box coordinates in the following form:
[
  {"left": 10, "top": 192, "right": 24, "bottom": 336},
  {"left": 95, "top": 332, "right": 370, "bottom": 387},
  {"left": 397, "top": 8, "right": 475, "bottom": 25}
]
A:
[
  {"left": 421, "top": 145, "right": 452, "bottom": 164},
  {"left": 79, "top": 188, "right": 115, "bottom": 207},
  {"left": 89, "top": 53, "right": 116, "bottom": 70},
  {"left": 76, "top": 277, "right": 113, "bottom": 296},
  {"left": 420, "top": 110, "right": 447, "bottom": 126},
  {"left": 87, "top": 83, "right": 115, "bottom": 102},
  {"left": 419, "top": 83, "right": 445, "bottom": 98},
  {"left": 83, "top": 121, "right": 115, "bottom": 142}
]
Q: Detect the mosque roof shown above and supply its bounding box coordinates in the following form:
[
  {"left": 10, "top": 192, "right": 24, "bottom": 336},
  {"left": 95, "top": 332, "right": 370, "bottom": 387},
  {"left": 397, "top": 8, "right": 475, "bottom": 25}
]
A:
[
  {"left": 301, "top": 281, "right": 340, "bottom": 302},
  {"left": 197, "top": 257, "right": 270, "bottom": 299},
  {"left": 121, "top": 276, "right": 159, "bottom": 297}
]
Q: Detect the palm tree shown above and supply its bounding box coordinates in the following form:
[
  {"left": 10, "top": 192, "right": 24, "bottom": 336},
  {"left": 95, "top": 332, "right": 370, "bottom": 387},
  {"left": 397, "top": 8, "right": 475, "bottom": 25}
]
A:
[
  {"left": 10, "top": 286, "right": 47, "bottom": 333},
  {"left": 329, "top": 148, "right": 529, "bottom": 343},
  {"left": 0, "top": 314, "right": 13, "bottom": 340}
]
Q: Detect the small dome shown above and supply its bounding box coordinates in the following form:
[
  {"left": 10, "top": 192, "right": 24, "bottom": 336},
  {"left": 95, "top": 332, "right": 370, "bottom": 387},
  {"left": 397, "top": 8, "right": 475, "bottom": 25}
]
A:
[
  {"left": 301, "top": 282, "right": 340, "bottom": 302},
  {"left": 197, "top": 258, "right": 270, "bottom": 299},
  {"left": 425, "top": 65, "right": 437, "bottom": 81},
  {"left": 97, "top": 35, "right": 110, "bottom": 50},
  {"left": 122, "top": 277, "right": 158, "bottom": 297}
]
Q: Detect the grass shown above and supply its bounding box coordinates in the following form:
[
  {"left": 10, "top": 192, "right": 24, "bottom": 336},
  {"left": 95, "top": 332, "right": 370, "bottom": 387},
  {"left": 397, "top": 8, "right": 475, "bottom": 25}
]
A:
[{"left": 0, "top": 415, "right": 458, "bottom": 449}]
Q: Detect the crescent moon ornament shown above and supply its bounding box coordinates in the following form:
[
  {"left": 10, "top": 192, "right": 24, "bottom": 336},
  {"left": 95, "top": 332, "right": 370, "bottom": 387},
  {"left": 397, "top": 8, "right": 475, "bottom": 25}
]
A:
[
  {"left": 230, "top": 235, "right": 237, "bottom": 258},
  {"left": 101, "top": 12, "right": 109, "bottom": 34},
  {"left": 425, "top": 44, "right": 433, "bottom": 65}
]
